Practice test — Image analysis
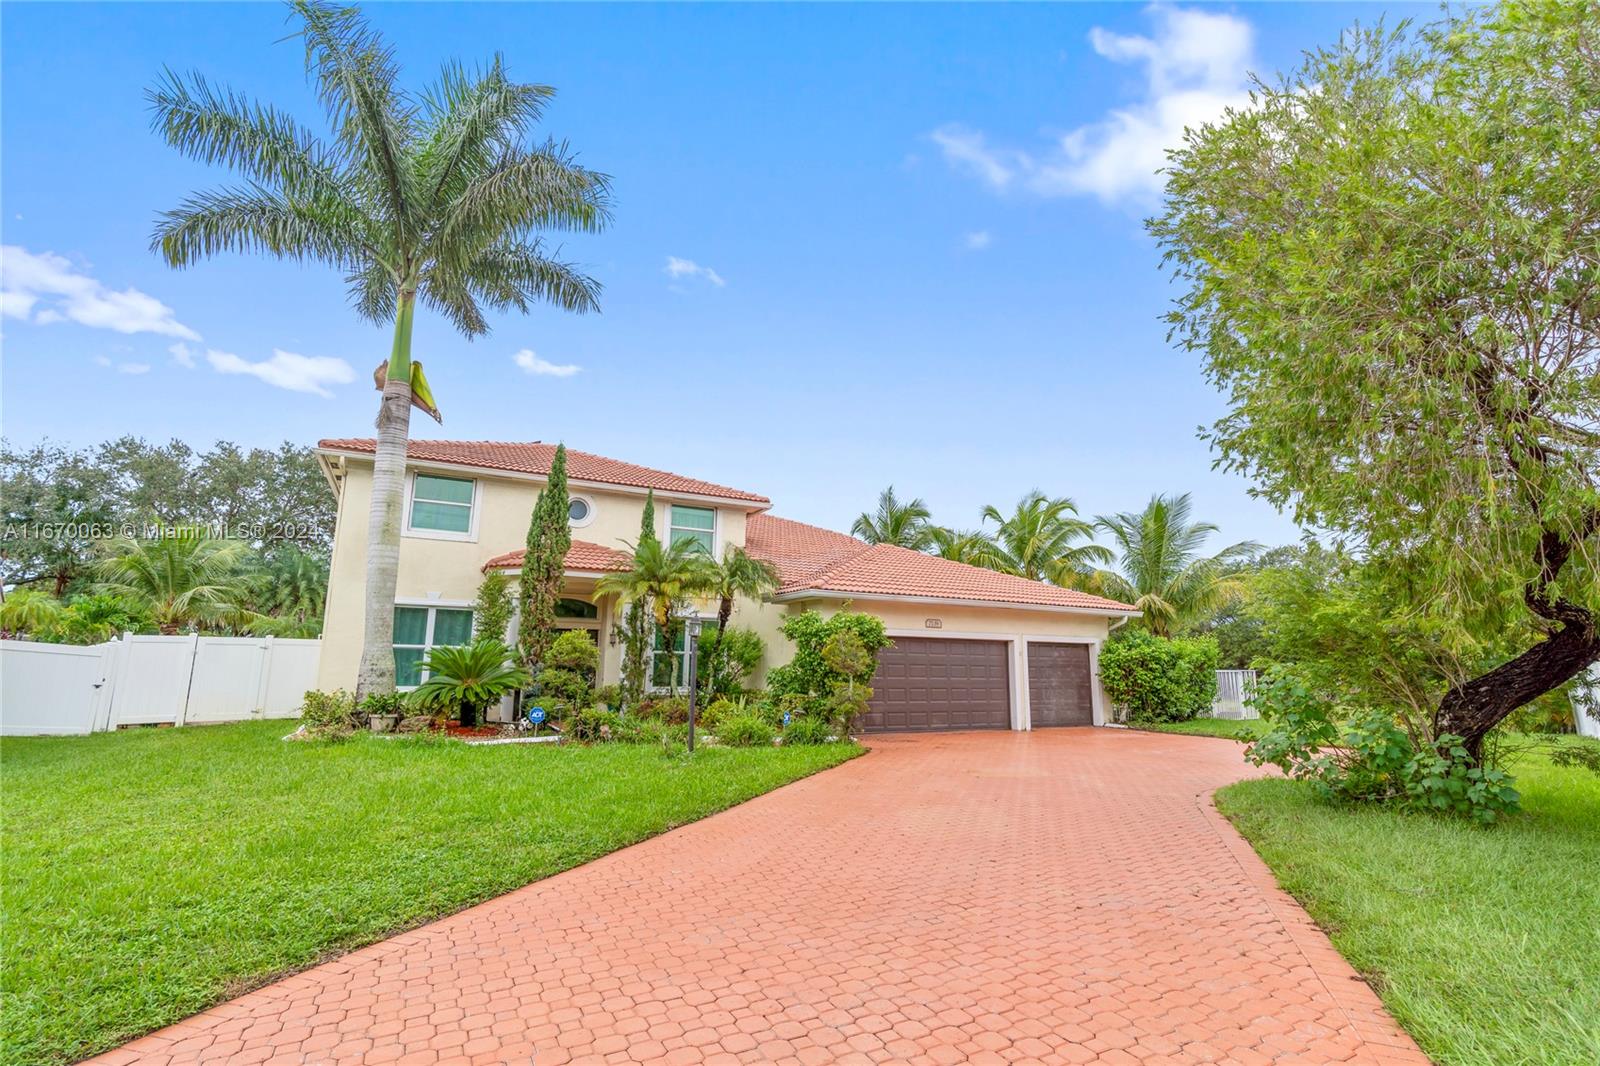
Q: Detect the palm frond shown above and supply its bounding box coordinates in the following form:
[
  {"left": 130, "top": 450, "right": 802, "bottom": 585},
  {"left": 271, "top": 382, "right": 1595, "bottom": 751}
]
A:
[
  {"left": 428, "top": 142, "right": 612, "bottom": 269},
  {"left": 152, "top": 185, "right": 372, "bottom": 270},
  {"left": 460, "top": 241, "right": 602, "bottom": 315},
  {"left": 418, "top": 56, "right": 555, "bottom": 209},
  {"left": 147, "top": 68, "right": 348, "bottom": 199},
  {"left": 290, "top": 0, "right": 419, "bottom": 250}
]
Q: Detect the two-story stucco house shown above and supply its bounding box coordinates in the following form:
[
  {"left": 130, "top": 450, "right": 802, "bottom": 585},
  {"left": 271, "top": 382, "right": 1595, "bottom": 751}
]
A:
[{"left": 315, "top": 438, "right": 1140, "bottom": 731}]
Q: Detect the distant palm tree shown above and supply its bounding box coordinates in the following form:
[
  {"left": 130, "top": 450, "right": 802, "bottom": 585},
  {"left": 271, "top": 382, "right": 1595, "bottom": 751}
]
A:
[
  {"left": 978, "top": 492, "right": 1111, "bottom": 586},
  {"left": 852, "top": 487, "right": 935, "bottom": 550},
  {"left": 150, "top": 0, "right": 611, "bottom": 697},
  {"left": 0, "top": 587, "right": 64, "bottom": 638},
  {"left": 928, "top": 526, "right": 994, "bottom": 567},
  {"left": 702, "top": 545, "right": 780, "bottom": 693},
  {"left": 594, "top": 538, "right": 715, "bottom": 695},
  {"left": 94, "top": 535, "right": 255, "bottom": 635},
  {"left": 255, "top": 546, "right": 329, "bottom": 627},
  {"left": 1095, "top": 493, "right": 1261, "bottom": 638}
]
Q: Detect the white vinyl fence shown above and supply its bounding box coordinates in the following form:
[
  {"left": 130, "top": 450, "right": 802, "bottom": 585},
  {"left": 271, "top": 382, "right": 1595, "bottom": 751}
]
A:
[
  {"left": 1210, "top": 669, "right": 1260, "bottom": 719},
  {"left": 0, "top": 634, "right": 320, "bottom": 736}
]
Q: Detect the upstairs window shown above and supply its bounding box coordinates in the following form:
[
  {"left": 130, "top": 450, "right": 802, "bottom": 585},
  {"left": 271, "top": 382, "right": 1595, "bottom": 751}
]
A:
[
  {"left": 408, "top": 474, "right": 475, "bottom": 535},
  {"left": 669, "top": 505, "right": 716, "bottom": 554}
]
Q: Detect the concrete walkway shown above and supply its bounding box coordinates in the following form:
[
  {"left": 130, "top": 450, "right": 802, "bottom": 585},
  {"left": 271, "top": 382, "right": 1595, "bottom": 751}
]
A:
[{"left": 92, "top": 730, "right": 1428, "bottom": 1065}]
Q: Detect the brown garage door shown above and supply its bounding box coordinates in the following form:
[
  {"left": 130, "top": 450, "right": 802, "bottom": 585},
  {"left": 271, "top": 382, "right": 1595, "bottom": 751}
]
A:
[
  {"left": 1028, "top": 642, "right": 1094, "bottom": 727},
  {"left": 863, "top": 637, "right": 1011, "bottom": 732}
]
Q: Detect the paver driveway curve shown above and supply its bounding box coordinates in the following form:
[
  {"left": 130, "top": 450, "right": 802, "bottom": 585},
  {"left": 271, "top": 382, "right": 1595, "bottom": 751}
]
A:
[{"left": 93, "top": 730, "right": 1428, "bottom": 1065}]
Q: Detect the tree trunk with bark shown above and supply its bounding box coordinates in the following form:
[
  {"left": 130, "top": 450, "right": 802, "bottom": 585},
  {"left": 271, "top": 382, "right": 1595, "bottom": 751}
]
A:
[
  {"left": 1435, "top": 517, "right": 1600, "bottom": 761},
  {"left": 355, "top": 296, "right": 416, "bottom": 700}
]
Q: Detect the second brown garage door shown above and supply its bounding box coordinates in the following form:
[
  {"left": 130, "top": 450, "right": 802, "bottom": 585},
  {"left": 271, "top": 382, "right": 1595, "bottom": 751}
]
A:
[
  {"left": 862, "top": 637, "right": 1011, "bottom": 732},
  {"left": 1028, "top": 642, "right": 1094, "bottom": 726}
]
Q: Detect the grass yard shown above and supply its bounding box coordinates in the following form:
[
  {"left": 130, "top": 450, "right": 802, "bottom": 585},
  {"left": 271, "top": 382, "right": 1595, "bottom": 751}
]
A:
[
  {"left": 1138, "top": 716, "right": 1272, "bottom": 741},
  {"left": 0, "top": 721, "right": 860, "bottom": 1065},
  {"left": 1216, "top": 738, "right": 1600, "bottom": 1066}
]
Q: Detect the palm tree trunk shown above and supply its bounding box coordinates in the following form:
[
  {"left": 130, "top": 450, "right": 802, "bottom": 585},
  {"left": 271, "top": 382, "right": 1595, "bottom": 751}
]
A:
[
  {"left": 708, "top": 595, "right": 734, "bottom": 697},
  {"left": 355, "top": 295, "right": 416, "bottom": 699}
]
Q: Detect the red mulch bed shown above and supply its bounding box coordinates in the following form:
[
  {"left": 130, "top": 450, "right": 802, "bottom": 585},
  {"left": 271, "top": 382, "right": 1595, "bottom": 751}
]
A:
[{"left": 441, "top": 724, "right": 503, "bottom": 739}]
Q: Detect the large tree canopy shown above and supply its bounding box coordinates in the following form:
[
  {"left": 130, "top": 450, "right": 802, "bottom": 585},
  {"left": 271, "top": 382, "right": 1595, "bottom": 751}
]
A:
[{"left": 1150, "top": 1, "right": 1599, "bottom": 755}]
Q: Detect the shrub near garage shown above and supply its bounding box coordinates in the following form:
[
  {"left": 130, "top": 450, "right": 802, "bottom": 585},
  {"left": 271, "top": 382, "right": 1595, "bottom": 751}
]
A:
[{"left": 1098, "top": 630, "right": 1218, "bottom": 723}]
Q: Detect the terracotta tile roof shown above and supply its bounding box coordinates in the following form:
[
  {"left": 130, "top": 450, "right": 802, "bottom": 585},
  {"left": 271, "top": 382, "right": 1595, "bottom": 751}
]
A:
[
  {"left": 746, "top": 513, "right": 1138, "bottom": 614},
  {"left": 318, "top": 438, "right": 770, "bottom": 505},
  {"left": 483, "top": 540, "right": 633, "bottom": 574}
]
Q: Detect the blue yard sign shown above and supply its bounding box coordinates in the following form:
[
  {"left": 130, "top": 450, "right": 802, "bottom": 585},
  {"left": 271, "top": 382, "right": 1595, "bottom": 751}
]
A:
[
  {"left": 528, "top": 707, "right": 546, "bottom": 725},
  {"left": 782, "top": 711, "right": 792, "bottom": 727}
]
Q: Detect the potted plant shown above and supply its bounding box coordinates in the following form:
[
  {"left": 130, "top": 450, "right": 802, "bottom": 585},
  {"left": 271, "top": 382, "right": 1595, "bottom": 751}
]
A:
[
  {"left": 361, "top": 691, "right": 407, "bottom": 733},
  {"left": 410, "top": 639, "right": 532, "bottom": 729}
]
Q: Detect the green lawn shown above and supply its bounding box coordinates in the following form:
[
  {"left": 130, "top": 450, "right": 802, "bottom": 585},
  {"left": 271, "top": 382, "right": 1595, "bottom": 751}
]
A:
[
  {"left": 1138, "top": 716, "right": 1272, "bottom": 741},
  {"left": 1215, "top": 740, "right": 1600, "bottom": 1066},
  {"left": 0, "top": 722, "right": 860, "bottom": 1066}
]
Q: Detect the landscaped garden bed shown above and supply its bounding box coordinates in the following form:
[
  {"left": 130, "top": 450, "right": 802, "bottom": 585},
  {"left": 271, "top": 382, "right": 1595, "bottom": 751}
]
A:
[
  {"left": 0, "top": 720, "right": 860, "bottom": 1066},
  {"left": 1215, "top": 739, "right": 1600, "bottom": 1066}
]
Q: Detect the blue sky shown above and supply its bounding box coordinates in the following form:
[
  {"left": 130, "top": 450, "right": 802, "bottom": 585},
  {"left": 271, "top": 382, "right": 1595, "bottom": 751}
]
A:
[{"left": 1, "top": 2, "right": 1427, "bottom": 549}]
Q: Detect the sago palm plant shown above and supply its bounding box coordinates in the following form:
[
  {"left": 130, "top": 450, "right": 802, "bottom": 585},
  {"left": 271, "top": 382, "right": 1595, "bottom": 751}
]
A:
[
  {"left": 149, "top": 0, "right": 611, "bottom": 696},
  {"left": 1094, "top": 493, "right": 1261, "bottom": 638},
  {"left": 410, "top": 639, "right": 531, "bottom": 727}
]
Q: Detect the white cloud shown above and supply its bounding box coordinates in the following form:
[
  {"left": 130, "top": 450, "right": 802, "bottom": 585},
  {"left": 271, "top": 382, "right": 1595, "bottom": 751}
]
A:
[
  {"left": 964, "top": 230, "right": 993, "bottom": 250},
  {"left": 93, "top": 353, "right": 153, "bottom": 375},
  {"left": 512, "top": 348, "right": 581, "bottom": 378},
  {"left": 168, "top": 341, "right": 197, "bottom": 369},
  {"left": 0, "top": 245, "right": 201, "bottom": 339},
  {"left": 664, "top": 256, "right": 726, "bottom": 288},
  {"left": 932, "top": 5, "right": 1256, "bottom": 205},
  {"left": 205, "top": 347, "right": 355, "bottom": 397}
]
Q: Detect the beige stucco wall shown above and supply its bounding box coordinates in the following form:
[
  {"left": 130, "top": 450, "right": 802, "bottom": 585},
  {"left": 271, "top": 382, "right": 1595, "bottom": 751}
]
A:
[{"left": 316, "top": 458, "right": 757, "bottom": 691}]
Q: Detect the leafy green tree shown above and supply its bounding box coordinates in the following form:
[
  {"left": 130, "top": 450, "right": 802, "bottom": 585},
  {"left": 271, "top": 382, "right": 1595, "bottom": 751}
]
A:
[
  {"left": 1150, "top": 1, "right": 1600, "bottom": 757},
  {"left": 1094, "top": 494, "right": 1258, "bottom": 639},
  {"left": 701, "top": 545, "right": 779, "bottom": 694},
  {"left": 767, "top": 610, "right": 892, "bottom": 702},
  {"left": 472, "top": 570, "right": 514, "bottom": 642},
  {"left": 0, "top": 442, "right": 117, "bottom": 594},
  {"left": 517, "top": 444, "right": 571, "bottom": 669},
  {"left": 93, "top": 534, "right": 255, "bottom": 634},
  {"left": 594, "top": 535, "right": 713, "bottom": 696},
  {"left": 696, "top": 626, "right": 766, "bottom": 698},
  {"left": 852, "top": 486, "right": 935, "bottom": 550},
  {"left": 975, "top": 491, "right": 1110, "bottom": 586},
  {"left": 150, "top": 0, "right": 610, "bottom": 697}
]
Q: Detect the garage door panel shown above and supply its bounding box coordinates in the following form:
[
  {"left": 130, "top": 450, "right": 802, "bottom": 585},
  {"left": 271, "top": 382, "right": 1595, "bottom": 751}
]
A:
[
  {"left": 1028, "top": 643, "right": 1094, "bottom": 727},
  {"left": 864, "top": 637, "right": 1010, "bottom": 732}
]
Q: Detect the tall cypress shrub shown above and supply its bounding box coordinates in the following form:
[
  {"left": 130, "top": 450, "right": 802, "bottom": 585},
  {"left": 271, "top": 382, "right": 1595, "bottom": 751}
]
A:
[
  {"left": 517, "top": 444, "right": 571, "bottom": 669},
  {"left": 619, "top": 490, "right": 656, "bottom": 706}
]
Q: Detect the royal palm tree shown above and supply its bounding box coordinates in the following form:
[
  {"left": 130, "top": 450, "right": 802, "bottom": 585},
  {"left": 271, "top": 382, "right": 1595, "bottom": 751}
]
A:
[
  {"left": 150, "top": 0, "right": 611, "bottom": 696},
  {"left": 594, "top": 538, "right": 715, "bottom": 695},
  {"left": 977, "top": 491, "right": 1111, "bottom": 586},
  {"left": 702, "top": 545, "right": 780, "bottom": 693},
  {"left": 852, "top": 486, "right": 935, "bottom": 550},
  {"left": 1094, "top": 493, "right": 1261, "bottom": 638},
  {"left": 94, "top": 535, "right": 255, "bottom": 635}
]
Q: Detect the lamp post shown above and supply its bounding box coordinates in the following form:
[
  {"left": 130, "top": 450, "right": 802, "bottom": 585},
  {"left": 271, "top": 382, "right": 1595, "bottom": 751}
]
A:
[{"left": 682, "top": 613, "right": 702, "bottom": 753}]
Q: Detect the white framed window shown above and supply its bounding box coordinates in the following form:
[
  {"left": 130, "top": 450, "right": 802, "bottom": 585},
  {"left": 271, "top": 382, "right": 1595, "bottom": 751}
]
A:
[
  {"left": 567, "top": 495, "right": 596, "bottom": 528},
  {"left": 669, "top": 505, "right": 716, "bottom": 555},
  {"left": 393, "top": 604, "right": 474, "bottom": 688},
  {"left": 405, "top": 472, "right": 478, "bottom": 540},
  {"left": 647, "top": 618, "right": 719, "bottom": 692}
]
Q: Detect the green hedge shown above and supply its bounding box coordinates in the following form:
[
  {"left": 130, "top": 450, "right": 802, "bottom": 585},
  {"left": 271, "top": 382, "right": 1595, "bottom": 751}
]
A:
[{"left": 1099, "top": 631, "right": 1218, "bottom": 723}]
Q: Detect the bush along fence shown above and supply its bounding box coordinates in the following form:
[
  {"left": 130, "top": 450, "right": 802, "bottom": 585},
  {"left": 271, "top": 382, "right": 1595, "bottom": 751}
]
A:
[{"left": 0, "top": 634, "right": 320, "bottom": 735}]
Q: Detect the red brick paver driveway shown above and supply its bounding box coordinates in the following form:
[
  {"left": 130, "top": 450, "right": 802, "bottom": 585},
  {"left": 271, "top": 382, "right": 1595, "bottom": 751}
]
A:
[{"left": 94, "top": 730, "right": 1428, "bottom": 1066}]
